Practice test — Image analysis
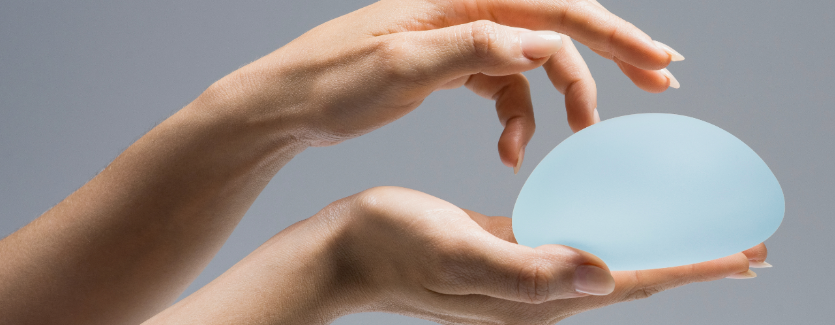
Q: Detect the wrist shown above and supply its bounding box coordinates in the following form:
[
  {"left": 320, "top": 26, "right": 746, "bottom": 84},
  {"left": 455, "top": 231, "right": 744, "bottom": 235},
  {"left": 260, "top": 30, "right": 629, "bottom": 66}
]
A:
[
  {"left": 145, "top": 208, "right": 374, "bottom": 325},
  {"left": 269, "top": 203, "right": 382, "bottom": 320},
  {"left": 190, "top": 53, "right": 329, "bottom": 148},
  {"left": 181, "top": 72, "right": 310, "bottom": 168}
]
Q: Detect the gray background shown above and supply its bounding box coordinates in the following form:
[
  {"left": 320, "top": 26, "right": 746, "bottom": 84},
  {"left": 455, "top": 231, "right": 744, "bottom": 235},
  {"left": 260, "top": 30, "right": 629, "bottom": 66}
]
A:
[{"left": 1, "top": 0, "right": 832, "bottom": 324}]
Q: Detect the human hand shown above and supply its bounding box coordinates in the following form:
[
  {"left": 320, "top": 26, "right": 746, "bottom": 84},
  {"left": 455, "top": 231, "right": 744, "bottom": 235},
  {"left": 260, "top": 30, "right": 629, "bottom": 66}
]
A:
[
  {"left": 148, "top": 187, "right": 765, "bottom": 324},
  {"left": 198, "top": 0, "right": 685, "bottom": 172}
]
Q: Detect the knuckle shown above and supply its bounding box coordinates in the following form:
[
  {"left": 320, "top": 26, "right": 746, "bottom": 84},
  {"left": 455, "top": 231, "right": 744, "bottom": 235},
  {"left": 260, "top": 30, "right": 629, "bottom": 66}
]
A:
[
  {"left": 560, "top": 0, "right": 587, "bottom": 24},
  {"left": 516, "top": 259, "right": 553, "bottom": 304},
  {"left": 516, "top": 245, "right": 593, "bottom": 303},
  {"left": 352, "top": 186, "right": 396, "bottom": 215},
  {"left": 623, "top": 285, "right": 661, "bottom": 301},
  {"left": 604, "top": 23, "right": 621, "bottom": 54},
  {"left": 621, "top": 270, "right": 662, "bottom": 302},
  {"left": 374, "top": 37, "right": 428, "bottom": 82},
  {"left": 467, "top": 20, "right": 501, "bottom": 63}
]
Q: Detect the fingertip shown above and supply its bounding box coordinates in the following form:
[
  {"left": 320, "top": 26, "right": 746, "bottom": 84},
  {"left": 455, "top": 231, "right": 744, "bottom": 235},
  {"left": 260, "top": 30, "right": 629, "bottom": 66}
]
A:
[
  {"left": 497, "top": 116, "right": 534, "bottom": 172},
  {"left": 658, "top": 68, "right": 680, "bottom": 89},
  {"left": 497, "top": 136, "right": 520, "bottom": 169},
  {"left": 614, "top": 58, "right": 671, "bottom": 93},
  {"left": 568, "top": 114, "right": 595, "bottom": 133},
  {"left": 608, "top": 30, "right": 672, "bottom": 71},
  {"left": 743, "top": 242, "right": 769, "bottom": 267},
  {"left": 726, "top": 269, "right": 757, "bottom": 279},
  {"left": 536, "top": 244, "right": 614, "bottom": 296},
  {"left": 500, "top": 151, "right": 516, "bottom": 169},
  {"left": 514, "top": 146, "right": 525, "bottom": 175},
  {"left": 749, "top": 261, "right": 773, "bottom": 268},
  {"left": 564, "top": 80, "right": 598, "bottom": 132},
  {"left": 716, "top": 252, "right": 753, "bottom": 279},
  {"left": 569, "top": 107, "right": 600, "bottom": 133},
  {"left": 640, "top": 37, "right": 675, "bottom": 69},
  {"left": 653, "top": 40, "right": 685, "bottom": 62}
]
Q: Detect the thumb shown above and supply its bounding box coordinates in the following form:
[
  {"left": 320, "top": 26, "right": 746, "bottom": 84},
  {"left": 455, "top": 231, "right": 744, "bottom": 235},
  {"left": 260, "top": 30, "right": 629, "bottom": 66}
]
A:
[
  {"left": 429, "top": 234, "right": 616, "bottom": 304},
  {"left": 376, "top": 20, "right": 563, "bottom": 85}
]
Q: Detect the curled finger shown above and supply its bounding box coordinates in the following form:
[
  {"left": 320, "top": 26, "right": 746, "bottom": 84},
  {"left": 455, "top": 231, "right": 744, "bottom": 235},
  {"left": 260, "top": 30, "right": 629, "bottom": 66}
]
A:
[
  {"left": 465, "top": 73, "right": 536, "bottom": 173},
  {"left": 542, "top": 35, "right": 599, "bottom": 133}
]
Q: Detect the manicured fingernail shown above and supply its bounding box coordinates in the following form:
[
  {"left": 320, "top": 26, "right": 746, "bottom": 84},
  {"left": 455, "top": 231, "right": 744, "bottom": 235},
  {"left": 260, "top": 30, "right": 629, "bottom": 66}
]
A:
[
  {"left": 593, "top": 108, "right": 601, "bottom": 124},
  {"left": 521, "top": 31, "right": 563, "bottom": 59},
  {"left": 749, "top": 261, "right": 773, "bottom": 268},
  {"left": 574, "top": 265, "right": 615, "bottom": 295},
  {"left": 726, "top": 270, "right": 757, "bottom": 279},
  {"left": 658, "top": 68, "right": 680, "bottom": 89},
  {"left": 514, "top": 146, "right": 526, "bottom": 175},
  {"left": 653, "top": 40, "right": 685, "bottom": 61}
]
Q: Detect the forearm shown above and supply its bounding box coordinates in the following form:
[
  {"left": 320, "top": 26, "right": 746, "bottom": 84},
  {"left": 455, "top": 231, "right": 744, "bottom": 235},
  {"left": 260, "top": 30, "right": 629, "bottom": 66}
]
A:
[{"left": 0, "top": 86, "right": 307, "bottom": 324}]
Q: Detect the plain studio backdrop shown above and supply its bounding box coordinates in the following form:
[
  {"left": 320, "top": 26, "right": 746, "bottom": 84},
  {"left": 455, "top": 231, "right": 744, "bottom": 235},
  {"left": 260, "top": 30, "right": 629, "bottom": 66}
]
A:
[{"left": 1, "top": 0, "right": 832, "bottom": 324}]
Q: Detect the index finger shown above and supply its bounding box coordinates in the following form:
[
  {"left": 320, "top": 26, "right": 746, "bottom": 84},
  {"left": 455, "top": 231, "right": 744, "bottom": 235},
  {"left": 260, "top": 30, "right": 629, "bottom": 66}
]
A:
[{"left": 442, "top": 0, "right": 671, "bottom": 70}]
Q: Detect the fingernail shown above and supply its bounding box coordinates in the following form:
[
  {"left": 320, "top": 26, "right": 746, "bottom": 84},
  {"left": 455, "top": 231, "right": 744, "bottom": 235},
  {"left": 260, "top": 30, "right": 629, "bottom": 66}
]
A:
[
  {"left": 574, "top": 265, "right": 615, "bottom": 295},
  {"left": 749, "top": 261, "right": 773, "bottom": 268},
  {"left": 658, "top": 68, "right": 680, "bottom": 89},
  {"left": 653, "top": 40, "right": 685, "bottom": 61},
  {"left": 593, "top": 108, "right": 601, "bottom": 124},
  {"left": 514, "top": 146, "right": 526, "bottom": 175},
  {"left": 521, "top": 31, "right": 563, "bottom": 59},
  {"left": 726, "top": 269, "right": 757, "bottom": 279}
]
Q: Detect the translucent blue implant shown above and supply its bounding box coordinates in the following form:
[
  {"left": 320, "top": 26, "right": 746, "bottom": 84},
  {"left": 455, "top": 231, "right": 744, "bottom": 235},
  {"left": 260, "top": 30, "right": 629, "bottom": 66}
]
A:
[{"left": 512, "top": 114, "right": 784, "bottom": 271}]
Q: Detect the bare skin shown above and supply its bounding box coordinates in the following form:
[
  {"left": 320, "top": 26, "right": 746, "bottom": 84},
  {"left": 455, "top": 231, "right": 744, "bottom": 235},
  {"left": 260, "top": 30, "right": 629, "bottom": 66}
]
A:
[{"left": 0, "top": 0, "right": 761, "bottom": 324}]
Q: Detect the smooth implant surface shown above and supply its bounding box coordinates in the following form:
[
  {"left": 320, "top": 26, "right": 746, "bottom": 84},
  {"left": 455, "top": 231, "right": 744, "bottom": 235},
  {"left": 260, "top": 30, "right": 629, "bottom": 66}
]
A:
[{"left": 512, "top": 114, "right": 784, "bottom": 271}]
